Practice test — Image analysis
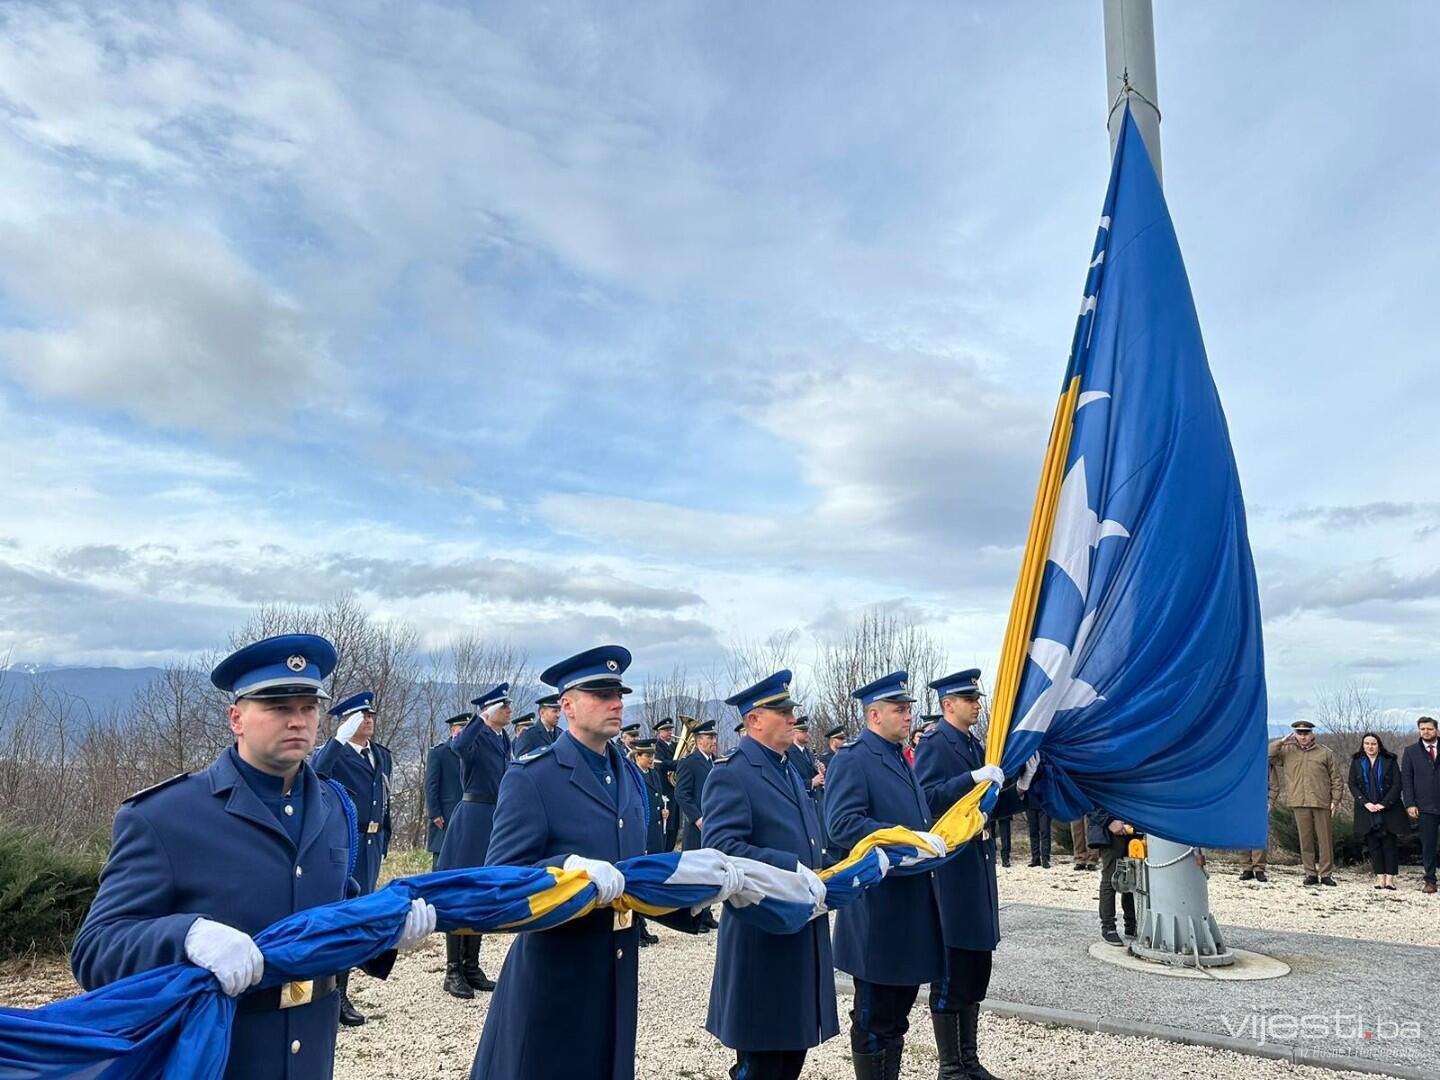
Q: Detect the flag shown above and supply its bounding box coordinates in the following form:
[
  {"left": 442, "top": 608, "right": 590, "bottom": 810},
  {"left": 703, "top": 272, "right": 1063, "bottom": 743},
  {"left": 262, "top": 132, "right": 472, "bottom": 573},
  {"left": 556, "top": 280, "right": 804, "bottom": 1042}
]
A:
[{"left": 985, "top": 107, "right": 1268, "bottom": 848}]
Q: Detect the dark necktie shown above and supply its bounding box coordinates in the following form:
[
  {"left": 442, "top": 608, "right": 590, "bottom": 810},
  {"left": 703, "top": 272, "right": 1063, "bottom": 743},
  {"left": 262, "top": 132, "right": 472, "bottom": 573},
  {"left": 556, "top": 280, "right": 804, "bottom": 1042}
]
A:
[
  {"left": 362, "top": 747, "right": 373, "bottom": 770},
  {"left": 1429, "top": 743, "right": 1436, "bottom": 763}
]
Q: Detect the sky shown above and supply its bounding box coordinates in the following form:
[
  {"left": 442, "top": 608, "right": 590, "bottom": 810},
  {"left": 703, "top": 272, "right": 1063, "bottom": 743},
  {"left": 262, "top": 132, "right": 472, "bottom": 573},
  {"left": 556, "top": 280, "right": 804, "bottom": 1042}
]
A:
[{"left": 0, "top": 2, "right": 1436, "bottom": 725}]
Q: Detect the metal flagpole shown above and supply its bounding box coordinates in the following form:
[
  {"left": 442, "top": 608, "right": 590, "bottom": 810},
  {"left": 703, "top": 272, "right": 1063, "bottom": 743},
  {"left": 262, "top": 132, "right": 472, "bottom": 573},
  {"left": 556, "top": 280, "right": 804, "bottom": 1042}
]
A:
[{"left": 1100, "top": 0, "right": 1235, "bottom": 968}]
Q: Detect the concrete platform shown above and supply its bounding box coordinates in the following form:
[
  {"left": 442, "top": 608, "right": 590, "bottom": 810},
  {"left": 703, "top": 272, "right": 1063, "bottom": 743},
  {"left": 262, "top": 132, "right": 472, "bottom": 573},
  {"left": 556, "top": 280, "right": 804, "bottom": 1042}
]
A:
[
  {"left": 1086, "top": 940, "right": 1291, "bottom": 980},
  {"left": 991, "top": 902, "right": 1438, "bottom": 1077}
]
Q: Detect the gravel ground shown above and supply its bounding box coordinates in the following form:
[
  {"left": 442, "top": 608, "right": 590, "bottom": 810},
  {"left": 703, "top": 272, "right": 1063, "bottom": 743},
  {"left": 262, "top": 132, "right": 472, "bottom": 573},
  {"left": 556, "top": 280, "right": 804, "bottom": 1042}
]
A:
[
  {"left": 993, "top": 852, "right": 1436, "bottom": 947},
  {"left": 2, "top": 849, "right": 1425, "bottom": 1079}
]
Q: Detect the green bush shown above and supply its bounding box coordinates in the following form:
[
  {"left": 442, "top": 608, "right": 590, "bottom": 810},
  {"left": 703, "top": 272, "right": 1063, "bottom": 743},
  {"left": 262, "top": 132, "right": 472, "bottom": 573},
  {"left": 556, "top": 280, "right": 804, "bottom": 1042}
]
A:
[
  {"left": 1267, "top": 804, "right": 1424, "bottom": 868},
  {"left": 0, "top": 829, "right": 100, "bottom": 958}
]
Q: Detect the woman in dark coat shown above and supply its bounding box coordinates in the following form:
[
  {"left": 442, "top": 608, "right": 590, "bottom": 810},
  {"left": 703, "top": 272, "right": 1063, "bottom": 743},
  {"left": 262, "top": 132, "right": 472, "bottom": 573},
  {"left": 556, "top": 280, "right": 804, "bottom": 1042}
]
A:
[{"left": 1349, "top": 733, "right": 1406, "bottom": 890}]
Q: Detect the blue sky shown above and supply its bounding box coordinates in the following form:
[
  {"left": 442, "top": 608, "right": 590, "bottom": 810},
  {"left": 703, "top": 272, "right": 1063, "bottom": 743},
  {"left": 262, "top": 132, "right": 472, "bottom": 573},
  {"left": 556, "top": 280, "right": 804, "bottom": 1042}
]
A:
[{"left": 0, "top": 2, "right": 1436, "bottom": 724}]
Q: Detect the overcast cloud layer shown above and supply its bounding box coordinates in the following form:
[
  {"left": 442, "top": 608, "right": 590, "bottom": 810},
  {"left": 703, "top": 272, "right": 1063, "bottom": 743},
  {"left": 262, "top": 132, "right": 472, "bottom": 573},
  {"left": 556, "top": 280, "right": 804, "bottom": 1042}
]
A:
[{"left": 0, "top": 3, "right": 1436, "bottom": 722}]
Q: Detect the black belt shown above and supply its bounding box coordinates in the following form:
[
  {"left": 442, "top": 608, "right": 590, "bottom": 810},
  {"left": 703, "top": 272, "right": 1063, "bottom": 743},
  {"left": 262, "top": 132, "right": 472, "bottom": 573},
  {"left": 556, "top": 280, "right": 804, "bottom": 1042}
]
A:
[
  {"left": 462, "top": 794, "right": 495, "bottom": 805},
  {"left": 237, "top": 974, "right": 337, "bottom": 1014}
]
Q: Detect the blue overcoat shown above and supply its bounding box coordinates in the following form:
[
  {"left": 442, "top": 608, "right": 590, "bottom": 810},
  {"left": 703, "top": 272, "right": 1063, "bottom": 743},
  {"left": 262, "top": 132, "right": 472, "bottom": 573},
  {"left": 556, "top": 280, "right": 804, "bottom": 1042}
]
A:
[
  {"left": 912, "top": 722, "right": 1024, "bottom": 952},
  {"left": 824, "top": 729, "right": 945, "bottom": 986},
  {"left": 701, "top": 737, "right": 838, "bottom": 1051},
  {"left": 423, "top": 740, "right": 463, "bottom": 857},
  {"left": 71, "top": 748, "right": 394, "bottom": 1080},
  {"left": 311, "top": 738, "right": 392, "bottom": 893},
  {"left": 471, "top": 731, "right": 695, "bottom": 1080},
  {"left": 675, "top": 750, "right": 714, "bottom": 850},
  {"left": 512, "top": 722, "right": 561, "bottom": 760},
  {"left": 437, "top": 719, "right": 509, "bottom": 870}
]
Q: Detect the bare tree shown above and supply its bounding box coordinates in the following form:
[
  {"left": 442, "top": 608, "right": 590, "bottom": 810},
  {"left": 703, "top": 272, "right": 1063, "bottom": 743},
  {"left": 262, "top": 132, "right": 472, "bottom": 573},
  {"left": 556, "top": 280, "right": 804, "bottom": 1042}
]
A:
[{"left": 812, "top": 608, "right": 947, "bottom": 739}]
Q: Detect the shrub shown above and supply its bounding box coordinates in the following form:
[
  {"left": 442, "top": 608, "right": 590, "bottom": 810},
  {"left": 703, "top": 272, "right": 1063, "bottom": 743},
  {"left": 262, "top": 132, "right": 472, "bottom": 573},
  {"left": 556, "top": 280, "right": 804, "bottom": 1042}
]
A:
[{"left": 0, "top": 828, "right": 101, "bottom": 958}]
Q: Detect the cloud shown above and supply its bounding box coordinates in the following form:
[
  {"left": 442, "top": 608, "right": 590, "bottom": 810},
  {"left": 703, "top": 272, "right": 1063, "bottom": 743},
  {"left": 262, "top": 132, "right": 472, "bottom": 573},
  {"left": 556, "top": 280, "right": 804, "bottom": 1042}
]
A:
[
  {"left": 44, "top": 543, "right": 702, "bottom": 612},
  {"left": 0, "top": 218, "right": 334, "bottom": 429},
  {"left": 1263, "top": 561, "right": 1440, "bottom": 620},
  {"left": 1281, "top": 502, "right": 1440, "bottom": 529}
]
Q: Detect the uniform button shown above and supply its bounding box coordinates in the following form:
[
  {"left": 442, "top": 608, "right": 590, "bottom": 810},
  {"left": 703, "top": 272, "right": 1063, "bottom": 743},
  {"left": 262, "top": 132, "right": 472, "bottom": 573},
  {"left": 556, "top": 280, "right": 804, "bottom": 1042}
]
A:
[
  {"left": 604, "top": 776, "right": 612, "bottom": 784},
  {"left": 615, "top": 948, "right": 623, "bottom": 959},
  {"left": 810, "top": 837, "right": 816, "bottom": 845},
  {"left": 290, "top": 1040, "right": 301, "bottom": 1054},
  {"left": 284, "top": 805, "right": 294, "bottom": 816},
  {"left": 295, "top": 866, "right": 303, "bottom": 878},
  {"left": 618, "top": 819, "right": 625, "bottom": 829}
]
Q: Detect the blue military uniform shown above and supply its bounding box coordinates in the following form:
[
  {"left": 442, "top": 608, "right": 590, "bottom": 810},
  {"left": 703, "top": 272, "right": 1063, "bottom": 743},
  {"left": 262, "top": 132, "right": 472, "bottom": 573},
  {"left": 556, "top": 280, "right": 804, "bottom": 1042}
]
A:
[
  {"left": 512, "top": 693, "right": 562, "bottom": 759},
  {"left": 71, "top": 635, "right": 394, "bottom": 1080},
  {"left": 436, "top": 684, "right": 511, "bottom": 871},
  {"left": 912, "top": 668, "right": 1022, "bottom": 1080},
  {"left": 423, "top": 713, "right": 470, "bottom": 865},
  {"left": 675, "top": 727, "right": 716, "bottom": 851},
  {"left": 703, "top": 671, "right": 838, "bottom": 1080},
  {"left": 311, "top": 693, "right": 392, "bottom": 895},
  {"left": 471, "top": 646, "right": 698, "bottom": 1080},
  {"left": 825, "top": 672, "right": 945, "bottom": 1076}
]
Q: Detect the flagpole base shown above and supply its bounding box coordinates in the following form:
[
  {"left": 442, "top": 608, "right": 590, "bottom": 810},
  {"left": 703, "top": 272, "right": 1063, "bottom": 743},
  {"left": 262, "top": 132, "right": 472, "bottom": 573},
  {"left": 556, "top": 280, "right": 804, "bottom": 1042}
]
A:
[{"left": 1128, "top": 836, "right": 1236, "bottom": 969}]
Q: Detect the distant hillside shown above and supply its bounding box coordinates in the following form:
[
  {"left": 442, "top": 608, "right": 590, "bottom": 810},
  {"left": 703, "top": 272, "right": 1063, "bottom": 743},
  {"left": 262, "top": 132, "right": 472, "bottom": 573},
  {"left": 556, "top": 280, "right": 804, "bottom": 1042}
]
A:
[{"left": 0, "top": 665, "right": 165, "bottom": 718}]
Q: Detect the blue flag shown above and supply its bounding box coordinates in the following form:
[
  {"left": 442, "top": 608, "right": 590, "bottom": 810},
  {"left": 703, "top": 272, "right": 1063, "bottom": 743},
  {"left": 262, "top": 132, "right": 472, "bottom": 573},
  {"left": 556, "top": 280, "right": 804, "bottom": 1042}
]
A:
[{"left": 997, "top": 109, "right": 1267, "bottom": 848}]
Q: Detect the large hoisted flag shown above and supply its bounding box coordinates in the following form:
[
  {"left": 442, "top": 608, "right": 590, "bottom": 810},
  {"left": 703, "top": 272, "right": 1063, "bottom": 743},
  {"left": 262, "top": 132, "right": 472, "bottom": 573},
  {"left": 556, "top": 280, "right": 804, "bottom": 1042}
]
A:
[{"left": 983, "top": 108, "right": 1267, "bottom": 848}]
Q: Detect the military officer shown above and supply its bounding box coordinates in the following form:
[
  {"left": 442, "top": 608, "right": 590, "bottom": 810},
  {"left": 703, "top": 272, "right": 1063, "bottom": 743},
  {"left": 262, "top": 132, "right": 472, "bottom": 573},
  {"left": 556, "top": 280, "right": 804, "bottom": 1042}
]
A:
[
  {"left": 424, "top": 711, "right": 474, "bottom": 998},
  {"left": 913, "top": 669, "right": 1024, "bottom": 1080},
  {"left": 653, "top": 717, "right": 680, "bottom": 850},
  {"left": 703, "top": 671, "right": 836, "bottom": 1080},
  {"left": 510, "top": 712, "right": 536, "bottom": 757},
  {"left": 818, "top": 725, "right": 847, "bottom": 768},
  {"left": 632, "top": 737, "right": 666, "bottom": 946},
  {"left": 790, "top": 717, "right": 823, "bottom": 797},
  {"left": 435, "top": 682, "right": 513, "bottom": 993},
  {"left": 615, "top": 719, "right": 641, "bottom": 754},
  {"left": 512, "top": 692, "right": 562, "bottom": 758},
  {"left": 676, "top": 718, "right": 721, "bottom": 930},
  {"left": 471, "top": 646, "right": 712, "bottom": 1080},
  {"left": 825, "top": 671, "right": 949, "bottom": 1080},
  {"left": 71, "top": 634, "right": 434, "bottom": 1080},
  {"left": 311, "top": 691, "right": 394, "bottom": 1026}
]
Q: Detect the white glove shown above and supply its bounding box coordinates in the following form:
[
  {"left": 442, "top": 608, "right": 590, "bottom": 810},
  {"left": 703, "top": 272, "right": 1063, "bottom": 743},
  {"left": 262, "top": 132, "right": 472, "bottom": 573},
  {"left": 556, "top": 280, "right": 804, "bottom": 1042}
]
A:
[
  {"left": 913, "top": 830, "right": 949, "bottom": 858},
  {"left": 1017, "top": 752, "right": 1041, "bottom": 794},
  {"left": 796, "top": 863, "right": 828, "bottom": 913},
  {"left": 185, "top": 917, "right": 264, "bottom": 997},
  {"left": 970, "top": 764, "right": 1005, "bottom": 787},
  {"left": 336, "top": 714, "right": 365, "bottom": 742},
  {"left": 393, "top": 898, "right": 436, "bottom": 951},
  {"left": 565, "top": 855, "right": 626, "bottom": 906}
]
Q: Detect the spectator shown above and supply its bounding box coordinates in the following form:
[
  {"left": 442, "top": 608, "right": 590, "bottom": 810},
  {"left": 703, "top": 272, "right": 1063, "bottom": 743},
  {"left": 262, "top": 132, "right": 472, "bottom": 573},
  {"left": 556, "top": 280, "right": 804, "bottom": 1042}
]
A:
[
  {"left": 1069, "top": 819, "right": 1097, "bottom": 871},
  {"left": 1269, "top": 719, "right": 1343, "bottom": 886},
  {"left": 995, "top": 815, "right": 1012, "bottom": 868},
  {"left": 1241, "top": 755, "right": 1281, "bottom": 883},
  {"left": 1349, "top": 732, "right": 1405, "bottom": 891},
  {"left": 903, "top": 727, "right": 922, "bottom": 767},
  {"left": 1087, "top": 810, "right": 1138, "bottom": 945},
  {"left": 1026, "top": 805, "right": 1051, "bottom": 868},
  {"left": 1400, "top": 715, "right": 1440, "bottom": 895}
]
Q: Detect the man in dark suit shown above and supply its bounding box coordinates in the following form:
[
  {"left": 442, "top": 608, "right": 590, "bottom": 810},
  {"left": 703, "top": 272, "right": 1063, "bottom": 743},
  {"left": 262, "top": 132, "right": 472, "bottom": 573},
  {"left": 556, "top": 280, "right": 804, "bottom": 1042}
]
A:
[
  {"left": 512, "top": 693, "right": 562, "bottom": 758},
  {"left": 703, "top": 672, "right": 835, "bottom": 1080},
  {"left": 675, "top": 719, "right": 720, "bottom": 930},
  {"left": 311, "top": 690, "right": 394, "bottom": 1026},
  {"left": 826, "top": 671, "right": 949, "bottom": 1080},
  {"left": 653, "top": 717, "right": 680, "bottom": 850},
  {"left": 425, "top": 711, "right": 471, "bottom": 998},
  {"left": 913, "top": 669, "right": 1024, "bottom": 1080},
  {"left": 1401, "top": 715, "right": 1440, "bottom": 894}
]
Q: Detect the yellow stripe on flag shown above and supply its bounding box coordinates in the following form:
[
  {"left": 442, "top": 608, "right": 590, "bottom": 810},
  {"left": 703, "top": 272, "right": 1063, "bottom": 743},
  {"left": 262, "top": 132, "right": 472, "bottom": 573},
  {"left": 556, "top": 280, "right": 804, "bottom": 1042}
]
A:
[{"left": 985, "top": 376, "right": 1083, "bottom": 768}]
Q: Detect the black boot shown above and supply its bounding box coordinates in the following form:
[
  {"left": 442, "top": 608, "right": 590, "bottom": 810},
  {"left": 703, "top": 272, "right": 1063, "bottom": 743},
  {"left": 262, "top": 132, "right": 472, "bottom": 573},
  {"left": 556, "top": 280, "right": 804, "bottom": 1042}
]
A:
[
  {"left": 884, "top": 1037, "right": 903, "bottom": 1080},
  {"left": 443, "top": 934, "right": 473, "bottom": 999},
  {"left": 959, "top": 1003, "right": 1001, "bottom": 1080},
  {"left": 931, "top": 1012, "right": 967, "bottom": 1080},
  {"left": 337, "top": 970, "right": 366, "bottom": 1026},
  {"left": 846, "top": 1042, "right": 892, "bottom": 1080},
  {"left": 462, "top": 934, "right": 495, "bottom": 992}
]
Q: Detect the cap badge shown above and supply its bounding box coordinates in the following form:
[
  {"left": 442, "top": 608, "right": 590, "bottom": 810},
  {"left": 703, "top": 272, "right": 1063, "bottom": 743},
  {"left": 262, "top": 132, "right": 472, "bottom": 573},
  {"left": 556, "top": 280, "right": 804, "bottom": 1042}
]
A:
[
  {"left": 286, "top": 655, "right": 307, "bottom": 673},
  {"left": 606, "top": 659, "right": 619, "bottom": 671}
]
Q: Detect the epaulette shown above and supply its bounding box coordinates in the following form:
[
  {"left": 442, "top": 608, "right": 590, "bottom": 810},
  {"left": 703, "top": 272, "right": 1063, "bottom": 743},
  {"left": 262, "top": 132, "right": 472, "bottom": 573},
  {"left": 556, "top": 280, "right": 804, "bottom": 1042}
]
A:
[
  {"left": 517, "top": 745, "right": 554, "bottom": 765},
  {"left": 123, "top": 772, "right": 192, "bottom": 804},
  {"left": 713, "top": 753, "right": 733, "bottom": 765}
]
